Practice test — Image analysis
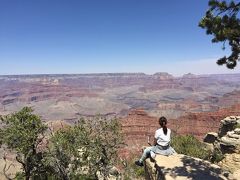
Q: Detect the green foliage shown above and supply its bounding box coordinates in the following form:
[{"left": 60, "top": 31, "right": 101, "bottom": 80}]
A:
[
  {"left": 210, "top": 148, "right": 224, "bottom": 163},
  {"left": 1, "top": 108, "right": 124, "bottom": 180},
  {"left": 87, "top": 117, "right": 124, "bottom": 178},
  {"left": 171, "top": 135, "right": 211, "bottom": 160},
  {"left": 15, "top": 172, "right": 25, "bottom": 180},
  {"left": 199, "top": 0, "right": 240, "bottom": 69},
  {"left": 42, "top": 119, "right": 93, "bottom": 180},
  {"left": 120, "top": 155, "right": 145, "bottom": 180},
  {"left": 134, "top": 167, "right": 145, "bottom": 177},
  {"left": 0, "top": 107, "right": 48, "bottom": 180},
  {"left": 44, "top": 117, "right": 124, "bottom": 179},
  {"left": 234, "top": 123, "right": 240, "bottom": 129}
]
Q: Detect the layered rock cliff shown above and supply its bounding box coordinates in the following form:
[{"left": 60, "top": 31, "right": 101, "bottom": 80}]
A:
[
  {"left": 204, "top": 116, "right": 240, "bottom": 179},
  {"left": 1, "top": 73, "right": 240, "bottom": 121}
]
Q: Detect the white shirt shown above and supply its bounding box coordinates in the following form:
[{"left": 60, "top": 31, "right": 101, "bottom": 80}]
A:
[{"left": 154, "top": 128, "right": 171, "bottom": 146}]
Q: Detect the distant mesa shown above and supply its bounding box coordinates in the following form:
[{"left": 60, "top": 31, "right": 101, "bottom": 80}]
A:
[
  {"left": 182, "top": 73, "right": 197, "bottom": 78},
  {"left": 153, "top": 72, "right": 174, "bottom": 79}
]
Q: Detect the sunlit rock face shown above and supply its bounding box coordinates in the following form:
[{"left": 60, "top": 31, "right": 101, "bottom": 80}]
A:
[
  {"left": 203, "top": 116, "right": 240, "bottom": 178},
  {"left": 145, "top": 154, "right": 227, "bottom": 180}
]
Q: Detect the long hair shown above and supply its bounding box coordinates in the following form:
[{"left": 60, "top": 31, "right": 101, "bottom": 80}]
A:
[{"left": 159, "top": 116, "right": 168, "bottom": 135}]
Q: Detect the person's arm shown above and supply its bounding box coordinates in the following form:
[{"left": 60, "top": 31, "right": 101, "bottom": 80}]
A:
[
  {"left": 147, "top": 136, "right": 152, "bottom": 146},
  {"left": 153, "top": 130, "right": 158, "bottom": 146},
  {"left": 147, "top": 130, "right": 158, "bottom": 146},
  {"left": 153, "top": 138, "right": 157, "bottom": 146}
]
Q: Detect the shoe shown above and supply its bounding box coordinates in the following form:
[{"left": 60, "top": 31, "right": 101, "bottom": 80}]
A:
[{"left": 135, "top": 160, "right": 144, "bottom": 167}]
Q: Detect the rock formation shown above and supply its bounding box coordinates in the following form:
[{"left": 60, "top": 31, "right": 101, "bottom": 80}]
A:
[
  {"left": 145, "top": 154, "right": 227, "bottom": 180},
  {"left": 169, "top": 104, "right": 240, "bottom": 140},
  {"left": 1, "top": 73, "right": 240, "bottom": 121},
  {"left": 204, "top": 116, "right": 240, "bottom": 179}
]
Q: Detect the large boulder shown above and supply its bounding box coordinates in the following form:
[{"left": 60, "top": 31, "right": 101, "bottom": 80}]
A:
[
  {"left": 218, "top": 116, "right": 239, "bottom": 137},
  {"left": 218, "top": 153, "right": 240, "bottom": 174},
  {"left": 219, "top": 130, "right": 240, "bottom": 153},
  {"left": 204, "top": 116, "right": 240, "bottom": 179},
  {"left": 203, "top": 132, "right": 218, "bottom": 143}
]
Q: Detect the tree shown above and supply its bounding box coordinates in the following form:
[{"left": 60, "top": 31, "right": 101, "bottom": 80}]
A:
[
  {"left": 43, "top": 119, "right": 93, "bottom": 180},
  {"left": 0, "top": 107, "right": 48, "bottom": 180},
  {"left": 43, "top": 117, "right": 123, "bottom": 180},
  {"left": 87, "top": 117, "right": 123, "bottom": 179},
  {"left": 0, "top": 108, "right": 123, "bottom": 180},
  {"left": 199, "top": 0, "right": 240, "bottom": 69}
]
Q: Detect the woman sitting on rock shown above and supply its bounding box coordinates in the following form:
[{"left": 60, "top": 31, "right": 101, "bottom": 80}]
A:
[{"left": 135, "top": 116, "right": 176, "bottom": 166}]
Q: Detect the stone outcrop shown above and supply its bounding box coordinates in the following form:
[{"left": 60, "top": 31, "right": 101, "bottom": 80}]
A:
[
  {"left": 203, "top": 132, "right": 218, "bottom": 143},
  {"left": 204, "top": 116, "right": 240, "bottom": 178},
  {"left": 218, "top": 116, "right": 239, "bottom": 137},
  {"left": 217, "top": 117, "right": 240, "bottom": 154},
  {"left": 145, "top": 154, "right": 227, "bottom": 180}
]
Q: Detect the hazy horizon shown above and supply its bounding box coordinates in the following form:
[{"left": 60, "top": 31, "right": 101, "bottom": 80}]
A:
[{"left": 1, "top": 69, "right": 240, "bottom": 77}]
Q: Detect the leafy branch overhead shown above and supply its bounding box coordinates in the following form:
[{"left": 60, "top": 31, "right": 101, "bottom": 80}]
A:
[{"left": 199, "top": 0, "right": 240, "bottom": 69}]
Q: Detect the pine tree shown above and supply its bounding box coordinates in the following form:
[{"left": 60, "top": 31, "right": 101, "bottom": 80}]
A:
[{"left": 199, "top": 0, "right": 240, "bottom": 69}]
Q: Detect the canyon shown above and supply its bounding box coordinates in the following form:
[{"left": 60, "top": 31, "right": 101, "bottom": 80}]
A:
[
  {"left": 1, "top": 73, "right": 240, "bottom": 179},
  {"left": 1, "top": 73, "right": 240, "bottom": 148},
  {"left": 1, "top": 73, "right": 240, "bottom": 120}
]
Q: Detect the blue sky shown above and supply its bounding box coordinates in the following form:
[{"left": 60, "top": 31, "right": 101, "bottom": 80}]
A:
[{"left": 0, "top": 0, "right": 239, "bottom": 76}]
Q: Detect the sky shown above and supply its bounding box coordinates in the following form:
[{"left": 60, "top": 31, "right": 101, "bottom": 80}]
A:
[{"left": 0, "top": 0, "right": 239, "bottom": 76}]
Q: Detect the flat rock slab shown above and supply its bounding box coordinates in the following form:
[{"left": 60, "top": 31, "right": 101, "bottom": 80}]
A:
[
  {"left": 145, "top": 154, "right": 227, "bottom": 180},
  {"left": 0, "top": 159, "right": 21, "bottom": 180}
]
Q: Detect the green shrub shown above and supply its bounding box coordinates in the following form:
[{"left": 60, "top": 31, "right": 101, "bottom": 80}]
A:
[
  {"left": 120, "top": 155, "right": 145, "bottom": 180},
  {"left": 234, "top": 123, "right": 240, "bottom": 129},
  {"left": 210, "top": 148, "right": 224, "bottom": 163},
  {"left": 171, "top": 134, "right": 211, "bottom": 160},
  {"left": 135, "top": 167, "right": 145, "bottom": 177},
  {"left": 0, "top": 108, "right": 124, "bottom": 180}
]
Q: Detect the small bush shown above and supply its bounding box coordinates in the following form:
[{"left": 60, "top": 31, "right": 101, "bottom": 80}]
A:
[
  {"left": 234, "top": 123, "right": 240, "bottom": 129},
  {"left": 120, "top": 154, "right": 145, "bottom": 180},
  {"left": 210, "top": 148, "right": 224, "bottom": 163},
  {"left": 134, "top": 166, "right": 145, "bottom": 177},
  {"left": 171, "top": 134, "right": 211, "bottom": 160}
]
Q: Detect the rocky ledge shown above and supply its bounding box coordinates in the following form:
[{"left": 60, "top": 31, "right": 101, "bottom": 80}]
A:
[
  {"left": 144, "top": 154, "right": 227, "bottom": 180},
  {"left": 204, "top": 116, "right": 240, "bottom": 179}
]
